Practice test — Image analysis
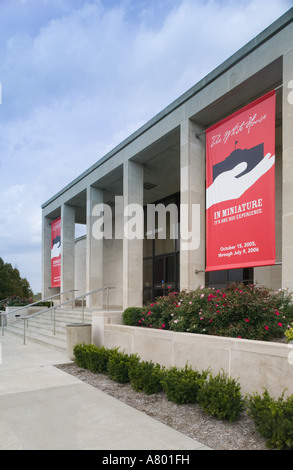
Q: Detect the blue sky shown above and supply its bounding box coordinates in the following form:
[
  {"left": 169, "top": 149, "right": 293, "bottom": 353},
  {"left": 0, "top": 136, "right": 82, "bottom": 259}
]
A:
[{"left": 0, "top": 0, "right": 291, "bottom": 294}]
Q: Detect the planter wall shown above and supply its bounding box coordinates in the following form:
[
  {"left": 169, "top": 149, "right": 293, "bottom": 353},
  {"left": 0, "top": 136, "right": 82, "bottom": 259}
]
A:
[
  {"left": 96, "top": 323, "right": 293, "bottom": 398},
  {"left": 4, "top": 306, "right": 47, "bottom": 325},
  {"left": 5, "top": 306, "right": 26, "bottom": 325},
  {"left": 66, "top": 323, "right": 92, "bottom": 360}
]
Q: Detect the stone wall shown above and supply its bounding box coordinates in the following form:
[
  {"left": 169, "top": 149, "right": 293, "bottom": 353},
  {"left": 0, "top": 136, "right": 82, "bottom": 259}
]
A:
[{"left": 95, "top": 321, "right": 293, "bottom": 398}]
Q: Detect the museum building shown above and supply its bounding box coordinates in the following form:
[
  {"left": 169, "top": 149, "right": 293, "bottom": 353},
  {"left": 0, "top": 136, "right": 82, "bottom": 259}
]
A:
[{"left": 41, "top": 8, "right": 293, "bottom": 310}]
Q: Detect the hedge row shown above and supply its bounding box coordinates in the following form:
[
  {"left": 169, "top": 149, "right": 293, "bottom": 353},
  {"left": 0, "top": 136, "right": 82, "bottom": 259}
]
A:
[{"left": 73, "top": 343, "right": 293, "bottom": 450}]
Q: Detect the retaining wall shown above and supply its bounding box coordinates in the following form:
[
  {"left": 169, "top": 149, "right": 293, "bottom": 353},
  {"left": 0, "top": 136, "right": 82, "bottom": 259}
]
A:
[{"left": 93, "top": 320, "right": 293, "bottom": 398}]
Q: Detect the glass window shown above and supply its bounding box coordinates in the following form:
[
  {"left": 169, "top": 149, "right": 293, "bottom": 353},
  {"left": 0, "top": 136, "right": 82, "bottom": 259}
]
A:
[
  {"left": 143, "top": 193, "right": 180, "bottom": 303},
  {"left": 205, "top": 268, "right": 253, "bottom": 289},
  {"left": 143, "top": 258, "right": 153, "bottom": 305}
]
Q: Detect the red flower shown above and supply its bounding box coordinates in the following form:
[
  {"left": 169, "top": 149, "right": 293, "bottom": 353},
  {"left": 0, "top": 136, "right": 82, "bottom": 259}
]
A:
[
  {"left": 245, "top": 318, "right": 250, "bottom": 323},
  {"left": 278, "top": 322, "right": 283, "bottom": 327},
  {"left": 208, "top": 294, "right": 216, "bottom": 302},
  {"left": 264, "top": 325, "right": 269, "bottom": 330}
]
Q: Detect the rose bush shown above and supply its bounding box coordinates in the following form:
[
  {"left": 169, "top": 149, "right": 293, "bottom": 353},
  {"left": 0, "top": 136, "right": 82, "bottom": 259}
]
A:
[
  {"left": 0, "top": 295, "right": 34, "bottom": 309},
  {"left": 129, "top": 283, "right": 293, "bottom": 341}
]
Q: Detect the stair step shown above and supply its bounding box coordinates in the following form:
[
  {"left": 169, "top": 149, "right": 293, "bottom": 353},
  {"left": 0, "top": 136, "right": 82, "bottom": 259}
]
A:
[
  {"left": 4, "top": 308, "right": 94, "bottom": 351},
  {"left": 4, "top": 325, "right": 68, "bottom": 350}
]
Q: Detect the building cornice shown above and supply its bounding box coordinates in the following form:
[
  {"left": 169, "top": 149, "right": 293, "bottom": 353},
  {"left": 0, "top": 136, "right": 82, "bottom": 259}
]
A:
[{"left": 42, "top": 7, "right": 293, "bottom": 210}]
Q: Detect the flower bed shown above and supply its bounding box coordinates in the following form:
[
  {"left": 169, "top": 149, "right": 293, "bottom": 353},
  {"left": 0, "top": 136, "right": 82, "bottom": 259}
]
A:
[
  {"left": 123, "top": 283, "right": 293, "bottom": 342},
  {"left": 91, "top": 283, "right": 293, "bottom": 403},
  {"left": 0, "top": 295, "right": 34, "bottom": 310}
]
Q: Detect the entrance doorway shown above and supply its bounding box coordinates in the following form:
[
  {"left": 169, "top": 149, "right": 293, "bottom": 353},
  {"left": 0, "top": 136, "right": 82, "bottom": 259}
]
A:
[
  {"left": 143, "top": 253, "right": 179, "bottom": 304},
  {"left": 143, "top": 193, "right": 180, "bottom": 304},
  {"left": 154, "top": 253, "right": 179, "bottom": 298}
]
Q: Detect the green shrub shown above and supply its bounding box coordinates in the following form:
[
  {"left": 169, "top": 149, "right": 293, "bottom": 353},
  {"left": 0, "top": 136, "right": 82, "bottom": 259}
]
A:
[
  {"left": 86, "top": 345, "right": 113, "bottom": 373},
  {"left": 1, "top": 295, "right": 34, "bottom": 307},
  {"left": 35, "top": 301, "right": 51, "bottom": 307},
  {"left": 73, "top": 343, "right": 93, "bottom": 369},
  {"left": 122, "top": 307, "right": 144, "bottom": 326},
  {"left": 161, "top": 364, "right": 208, "bottom": 405},
  {"left": 197, "top": 370, "right": 244, "bottom": 422},
  {"left": 72, "top": 343, "right": 293, "bottom": 448},
  {"left": 73, "top": 343, "right": 113, "bottom": 373},
  {"left": 285, "top": 323, "right": 293, "bottom": 343},
  {"left": 136, "top": 295, "right": 178, "bottom": 330},
  {"left": 125, "top": 283, "right": 293, "bottom": 341},
  {"left": 107, "top": 348, "right": 140, "bottom": 383},
  {"left": 129, "top": 360, "right": 165, "bottom": 395},
  {"left": 246, "top": 389, "right": 293, "bottom": 450}
]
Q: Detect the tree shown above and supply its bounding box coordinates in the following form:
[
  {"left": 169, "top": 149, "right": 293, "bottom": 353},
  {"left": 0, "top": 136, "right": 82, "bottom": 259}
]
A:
[{"left": 0, "top": 257, "right": 33, "bottom": 299}]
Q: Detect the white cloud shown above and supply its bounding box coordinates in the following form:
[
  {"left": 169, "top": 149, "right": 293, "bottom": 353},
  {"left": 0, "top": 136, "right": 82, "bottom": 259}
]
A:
[{"left": 0, "top": 0, "right": 291, "bottom": 292}]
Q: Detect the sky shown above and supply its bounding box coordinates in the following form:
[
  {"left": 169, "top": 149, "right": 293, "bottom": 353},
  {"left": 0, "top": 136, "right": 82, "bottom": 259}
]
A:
[{"left": 0, "top": 0, "right": 292, "bottom": 294}]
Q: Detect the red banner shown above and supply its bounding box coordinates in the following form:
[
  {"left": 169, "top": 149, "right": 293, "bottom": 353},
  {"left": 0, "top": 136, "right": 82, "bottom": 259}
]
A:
[
  {"left": 51, "top": 217, "right": 61, "bottom": 287},
  {"left": 206, "top": 91, "right": 276, "bottom": 271}
]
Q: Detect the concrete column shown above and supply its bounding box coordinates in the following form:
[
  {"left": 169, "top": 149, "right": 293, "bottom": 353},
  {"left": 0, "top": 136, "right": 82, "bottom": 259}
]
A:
[
  {"left": 123, "top": 160, "right": 144, "bottom": 309},
  {"left": 86, "top": 186, "right": 104, "bottom": 308},
  {"left": 42, "top": 214, "right": 57, "bottom": 299},
  {"left": 282, "top": 49, "right": 293, "bottom": 290},
  {"left": 180, "top": 119, "right": 205, "bottom": 290},
  {"left": 61, "top": 204, "right": 75, "bottom": 302}
]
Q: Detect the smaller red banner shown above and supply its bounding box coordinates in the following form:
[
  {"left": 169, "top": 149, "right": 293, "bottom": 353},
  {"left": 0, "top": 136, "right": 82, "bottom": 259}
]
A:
[{"left": 51, "top": 217, "right": 61, "bottom": 288}]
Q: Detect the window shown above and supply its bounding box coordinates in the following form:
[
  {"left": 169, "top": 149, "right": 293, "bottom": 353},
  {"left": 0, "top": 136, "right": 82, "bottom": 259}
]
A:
[
  {"left": 143, "top": 193, "right": 180, "bottom": 304},
  {"left": 205, "top": 268, "right": 253, "bottom": 290}
]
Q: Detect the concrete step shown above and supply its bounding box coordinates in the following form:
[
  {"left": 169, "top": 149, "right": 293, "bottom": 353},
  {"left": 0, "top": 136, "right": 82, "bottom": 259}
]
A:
[
  {"left": 4, "top": 308, "right": 94, "bottom": 351},
  {"left": 5, "top": 327, "right": 68, "bottom": 350}
]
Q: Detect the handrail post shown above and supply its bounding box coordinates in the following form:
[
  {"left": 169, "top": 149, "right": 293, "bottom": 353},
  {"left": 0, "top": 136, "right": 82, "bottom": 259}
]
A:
[
  {"left": 14, "top": 287, "right": 115, "bottom": 345},
  {"left": 82, "top": 296, "right": 85, "bottom": 323},
  {"left": 106, "top": 287, "right": 109, "bottom": 311},
  {"left": 53, "top": 308, "right": 56, "bottom": 335},
  {"left": 23, "top": 319, "right": 26, "bottom": 345}
]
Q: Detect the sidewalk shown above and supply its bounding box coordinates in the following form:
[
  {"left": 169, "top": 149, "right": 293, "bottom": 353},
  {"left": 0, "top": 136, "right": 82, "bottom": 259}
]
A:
[{"left": 0, "top": 332, "right": 212, "bottom": 450}]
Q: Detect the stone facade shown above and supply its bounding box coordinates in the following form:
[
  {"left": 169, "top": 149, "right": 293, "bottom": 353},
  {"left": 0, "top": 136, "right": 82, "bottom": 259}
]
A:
[{"left": 42, "top": 10, "right": 293, "bottom": 309}]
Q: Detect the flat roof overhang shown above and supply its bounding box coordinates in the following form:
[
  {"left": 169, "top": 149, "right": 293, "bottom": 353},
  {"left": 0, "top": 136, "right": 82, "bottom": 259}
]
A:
[{"left": 41, "top": 8, "right": 292, "bottom": 218}]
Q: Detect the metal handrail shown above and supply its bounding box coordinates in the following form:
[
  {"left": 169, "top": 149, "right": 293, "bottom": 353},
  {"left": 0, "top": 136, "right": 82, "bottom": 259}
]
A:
[
  {"left": 0, "top": 289, "right": 78, "bottom": 337},
  {"left": 15, "top": 286, "right": 115, "bottom": 345},
  {"left": 1, "top": 289, "right": 78, "bottom": 318}
]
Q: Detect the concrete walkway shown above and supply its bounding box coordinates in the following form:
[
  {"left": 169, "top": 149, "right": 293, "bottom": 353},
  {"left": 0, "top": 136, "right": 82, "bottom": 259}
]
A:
[{"left": 0, "top": 332, "right": 212, "bottom": 451}]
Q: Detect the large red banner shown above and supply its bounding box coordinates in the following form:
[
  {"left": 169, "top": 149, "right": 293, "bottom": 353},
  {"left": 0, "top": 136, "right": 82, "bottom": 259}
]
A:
[
  {"left": 51, "top": 217, "right": 61, "bottom": 287},
  {"left": 206, "top": 91, "right": 276, "bottom": 271}
]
